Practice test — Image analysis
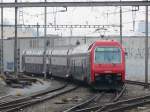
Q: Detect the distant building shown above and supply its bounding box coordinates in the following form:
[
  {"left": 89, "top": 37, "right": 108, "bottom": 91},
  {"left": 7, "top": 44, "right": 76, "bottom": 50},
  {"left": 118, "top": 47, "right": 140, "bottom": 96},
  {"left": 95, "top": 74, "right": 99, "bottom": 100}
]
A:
[
  {"left": 0, "top": 20, "right": 37, "bottom": 38},
  {"left": 0, "top": 27, "right": 35, "bottom": 39},
  {"left": 136, "top": 20, "right": 150, "bottom": 34}
]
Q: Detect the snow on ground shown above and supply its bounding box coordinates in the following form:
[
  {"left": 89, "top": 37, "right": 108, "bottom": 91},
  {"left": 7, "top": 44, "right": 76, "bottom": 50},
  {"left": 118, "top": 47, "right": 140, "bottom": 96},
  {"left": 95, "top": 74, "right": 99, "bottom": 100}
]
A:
[
  {"left": 9, "top": 80, "right": 51, "bottom": 96},
  {"left": 0, "top": 77, "right": 11, "bottom": 96}
]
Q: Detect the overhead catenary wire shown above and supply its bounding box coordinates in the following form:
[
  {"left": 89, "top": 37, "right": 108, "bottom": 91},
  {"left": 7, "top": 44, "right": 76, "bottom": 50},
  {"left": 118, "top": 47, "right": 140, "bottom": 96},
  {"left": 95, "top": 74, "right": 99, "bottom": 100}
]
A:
[
  {"left": 0, "top": 24, "right": 120, "bottom": 28},
  {"left": 0, "top": 1, "right": 150, "bottom": 7}
]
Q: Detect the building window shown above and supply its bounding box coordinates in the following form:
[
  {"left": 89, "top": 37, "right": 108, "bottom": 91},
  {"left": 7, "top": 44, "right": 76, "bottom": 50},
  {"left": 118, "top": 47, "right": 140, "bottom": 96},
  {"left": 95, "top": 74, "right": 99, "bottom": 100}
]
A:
[{"left": 7, "top": 62, "right": 14, "bottom": 70}]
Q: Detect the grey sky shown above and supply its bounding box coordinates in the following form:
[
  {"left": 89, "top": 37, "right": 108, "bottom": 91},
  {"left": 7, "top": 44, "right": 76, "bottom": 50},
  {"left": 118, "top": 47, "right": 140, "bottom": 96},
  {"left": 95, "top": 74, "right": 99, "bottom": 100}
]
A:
[{"left": 0, "top": 0, "right": 149, "bottom": 36}]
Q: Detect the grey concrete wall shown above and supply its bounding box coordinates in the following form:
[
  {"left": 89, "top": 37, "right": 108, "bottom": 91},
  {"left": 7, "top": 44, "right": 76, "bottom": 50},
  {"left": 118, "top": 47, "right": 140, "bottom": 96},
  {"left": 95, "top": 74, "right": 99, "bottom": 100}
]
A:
[
  {"left": 122, "top": 38, "right": 150, "bottom": 81},
  {"left": 2, "top": 36, "right": 150, "bottom": 81}
]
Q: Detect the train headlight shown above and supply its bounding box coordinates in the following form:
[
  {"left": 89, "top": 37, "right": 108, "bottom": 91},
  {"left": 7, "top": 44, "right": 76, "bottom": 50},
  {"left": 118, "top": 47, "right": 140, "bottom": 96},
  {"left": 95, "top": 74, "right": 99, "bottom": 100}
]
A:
[
  {"left": 116, "top": 74, "right": 122, "bottom": 81},
  {"left": 117, "top": 73, "right": 122, "bottom": 76},
  {"left": 95, "top": 73, "right": 99, "bottom": 76},
  {"left": 104, "top": 71, "right": 112, "bottom": 73}
]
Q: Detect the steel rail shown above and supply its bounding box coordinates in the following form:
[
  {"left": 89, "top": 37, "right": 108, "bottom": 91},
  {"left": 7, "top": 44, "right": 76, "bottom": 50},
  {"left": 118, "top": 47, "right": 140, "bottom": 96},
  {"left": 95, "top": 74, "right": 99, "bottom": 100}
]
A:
[
  {"left": 74, "top": 105, "right": 102, "bottom": 112},
  {"left": 0, "top": 24, "right": 119, "bottom": 28},
  {"left": 63, "top": 95, "right": 98, "bottom": 112},
  {"left": 112, "top": 85, "right": 126, "bottom": 102},
  {"left": 0, "top": 95, "right": 12, "bottom": 100},
  {"left": 96, "top": 93, "right": 150, "bottom": 112},
  {"left": 0, "top": 82, "right": 68, "bottom": 108},
  {"left": 0, "top": 1, "right": 150, "bottom": 8},
  {"left": 4, "top": 85, "right": 78, "bottom": 112},
  {"left": 95, "top": 85, "right": 126, "bottom": 112},
  {"left": 103, "top": 99, "right": 150, "bottom": 112},
  {"left": 125, "top": 80, "right": 150, "bottom": 86},
  {"left": 73, "top": 85, "right": 126, "bottom": 112},
  {"left": 63, "top": 92, "right": 105, "bottom": 112}
]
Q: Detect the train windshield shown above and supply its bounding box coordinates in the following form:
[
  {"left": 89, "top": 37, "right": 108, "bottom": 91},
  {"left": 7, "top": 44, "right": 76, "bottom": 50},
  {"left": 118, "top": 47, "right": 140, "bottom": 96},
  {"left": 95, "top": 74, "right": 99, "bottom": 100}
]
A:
[{"left": 95, "top": 47, "right": 121, "bottom": 64}]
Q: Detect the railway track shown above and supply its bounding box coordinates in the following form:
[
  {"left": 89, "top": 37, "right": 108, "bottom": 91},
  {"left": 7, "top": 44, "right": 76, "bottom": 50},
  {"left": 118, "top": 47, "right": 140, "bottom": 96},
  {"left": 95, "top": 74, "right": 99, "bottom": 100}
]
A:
[
  {"left": 1, "top": 77, "right": 148, "bottom": 112},
  {"left": 0, "top": 82, "right": 78, "bottom": 112},
  {"left": 96, "top": 93, "right": 150, "bottom": 112},
  {"left": 125, "top": 80, "right": 150, "bottom": 86},
  {"left": 0, "top": 81, "right": 67, "bottom": 104},
  {"left": 92, "top": 81, "right": 150, "bottom": 112},
  {"left": 63, "top": 85, "right": 126, "bottom": 112},
  {"left": 63, "top": 92, "right": 105, "bottom": 112},
  {"left": 0, "top": 94, "right": 23, "bottom": 105}
]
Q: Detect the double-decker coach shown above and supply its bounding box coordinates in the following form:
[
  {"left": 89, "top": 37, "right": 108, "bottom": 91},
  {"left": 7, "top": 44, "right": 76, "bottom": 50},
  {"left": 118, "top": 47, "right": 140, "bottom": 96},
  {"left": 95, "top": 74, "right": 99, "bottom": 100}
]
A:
[{"left": 22, "top": 40, "right": 125, "bottom": 89}]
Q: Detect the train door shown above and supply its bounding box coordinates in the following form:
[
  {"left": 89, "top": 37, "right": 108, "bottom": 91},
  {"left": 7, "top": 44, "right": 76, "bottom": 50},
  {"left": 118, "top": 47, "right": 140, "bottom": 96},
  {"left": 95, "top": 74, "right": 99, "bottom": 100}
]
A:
[{"left": 51, "top": 49, "right": 69, "bottom": 78}]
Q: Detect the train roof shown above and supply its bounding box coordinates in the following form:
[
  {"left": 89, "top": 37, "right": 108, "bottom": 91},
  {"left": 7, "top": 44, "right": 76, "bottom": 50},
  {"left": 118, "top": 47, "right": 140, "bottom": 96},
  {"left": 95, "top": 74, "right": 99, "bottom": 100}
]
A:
[
  {"left": 70, "top": 40, "right": 120, "bottom": 54},
  {"left": 94, "top": 40, "right": 121, "bottom": 45},
  {"left": 70, "top": 43, "right": 91, "bottom": 54},
  {"left": 46, "top": 49, "right": 53, "bottom": 55},
  {"left": 52, "top": 49, "right": 69, "bottom": 55},
  {"left": 23, "top": 49, "right": 44, "bottom": 55},
  {"left": 23, "top": 40, "right": 121, "bottom": 56}
]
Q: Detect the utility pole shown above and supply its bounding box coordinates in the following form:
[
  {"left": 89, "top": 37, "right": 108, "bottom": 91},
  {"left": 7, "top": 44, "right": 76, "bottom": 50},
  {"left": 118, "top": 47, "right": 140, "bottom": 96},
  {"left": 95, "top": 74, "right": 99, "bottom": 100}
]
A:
[
  {"left": 70, "top": 28, "right": 73, "bottom": 36},
  {"left": 43, "top": 0, "right": 47, "bottom": 79},
  {"left": 120, "top": 1, "right": 123, "bottom": 44},
  {"left": 1, "top": 0, "right": 3, "bottom": 74},
  {"left": 54, "top": 10, "right": 57, "bottom": 30},
  {"left": 132, "top": 6, "right": 139, "bottom": 31},
  {"left": 18, "top": 0, "right": 24, "bottom": 26},
  {"left": 37, "top": 22, "right": 39, "bottom": 37},
  {"left": 14, "top": 0, "right": 18, "bottom": 78},
  {"left": 145, "top": 0, "right": 149, "bottom": 88}
]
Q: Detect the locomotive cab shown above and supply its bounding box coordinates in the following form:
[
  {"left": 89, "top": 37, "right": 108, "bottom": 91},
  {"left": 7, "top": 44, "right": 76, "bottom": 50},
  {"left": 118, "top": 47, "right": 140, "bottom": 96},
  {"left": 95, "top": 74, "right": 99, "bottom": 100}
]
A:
[{"left": 90, "top": 40, "right": 125, "bottom": 90}]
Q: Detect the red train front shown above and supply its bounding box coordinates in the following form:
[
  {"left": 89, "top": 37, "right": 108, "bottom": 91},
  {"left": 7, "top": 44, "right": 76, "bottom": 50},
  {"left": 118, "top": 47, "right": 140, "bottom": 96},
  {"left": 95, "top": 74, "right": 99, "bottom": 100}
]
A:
[{"left": 89, "top": 40, "right": 125, "bottom": 89}]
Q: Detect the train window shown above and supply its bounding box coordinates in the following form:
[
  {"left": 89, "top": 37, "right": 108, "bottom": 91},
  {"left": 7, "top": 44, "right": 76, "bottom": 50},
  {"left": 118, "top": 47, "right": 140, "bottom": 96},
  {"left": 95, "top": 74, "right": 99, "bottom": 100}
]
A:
[
  {"left": 95, "top": 47, "right": 121, "bottom": 64},
  {"left": 29, "top": 39, "right": 40, "bottom": 48}
]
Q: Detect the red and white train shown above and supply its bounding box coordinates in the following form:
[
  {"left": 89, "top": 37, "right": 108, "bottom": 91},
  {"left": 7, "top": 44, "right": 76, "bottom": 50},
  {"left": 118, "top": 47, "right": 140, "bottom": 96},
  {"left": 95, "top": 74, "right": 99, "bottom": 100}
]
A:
[{"left": 22, "top": 40, "right": 126, "bottom": 89}]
